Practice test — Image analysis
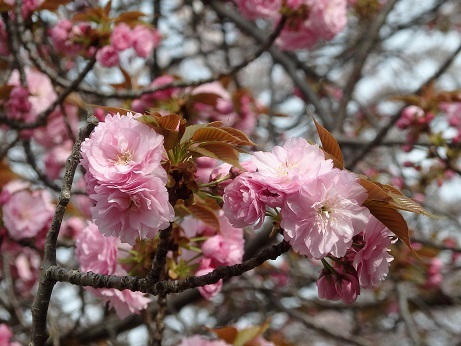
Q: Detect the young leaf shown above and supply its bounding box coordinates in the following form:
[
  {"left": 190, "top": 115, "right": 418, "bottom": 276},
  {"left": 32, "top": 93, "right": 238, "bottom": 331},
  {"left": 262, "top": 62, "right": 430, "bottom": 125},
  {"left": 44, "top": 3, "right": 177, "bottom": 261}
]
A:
[
  {"left": 312, "top": 117, "right": 344, "bottom": 169},
  {"left": 180, "top": 124, "right": 207, "bottom": 144},
  {"left": 179, "top": 200, "right": 220, "bottom": 231},
  {"left": 85, "top": 103, "right": 133, "bottom": 116},
  {"left": 375, "top": 182, "right": 437, "bottom": 217},
  {"left": 189, "top": 142, "right": 242, "bottom": 169},
  {"left": 360, "top": 178, "right": 393, "bottom": 202},
  {"left": 37, "top": 0, "right": 72, "bottom": 11},
  {"left": 212, "top": 326, "right": 238, "bottom": 344},
  {"left": 191, "top": 127, "right": 246, "bottom": 145}
]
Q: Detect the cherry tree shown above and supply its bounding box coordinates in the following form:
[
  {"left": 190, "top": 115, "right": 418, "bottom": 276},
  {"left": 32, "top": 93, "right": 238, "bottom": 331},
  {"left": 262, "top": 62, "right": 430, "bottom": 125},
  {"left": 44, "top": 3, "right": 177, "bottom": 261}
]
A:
[{"left": 1, "top": 0, "right": 461, "bottom": 345}]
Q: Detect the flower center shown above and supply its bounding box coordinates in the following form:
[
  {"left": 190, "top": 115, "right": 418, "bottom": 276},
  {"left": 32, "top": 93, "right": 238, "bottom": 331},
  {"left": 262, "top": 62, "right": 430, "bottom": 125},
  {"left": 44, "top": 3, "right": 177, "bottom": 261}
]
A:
[{"left": 115, "top": 150, "right": 133, "bottom": 165}]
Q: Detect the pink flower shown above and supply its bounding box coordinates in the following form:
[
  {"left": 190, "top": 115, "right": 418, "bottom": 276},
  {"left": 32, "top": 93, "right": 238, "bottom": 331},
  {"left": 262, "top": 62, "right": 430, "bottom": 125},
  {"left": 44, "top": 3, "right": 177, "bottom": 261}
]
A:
[
  {"left": 50, "top": 19, "right": 83, "bottom": 55},
  {"left": 14, "top": 247, "right": 41, "bottom": 293},
  {"left": 317, "top": 270, "right": 340, "bottom": 301},
  {"left": 0, "top": 180, "right": 30, "bottom": 204},
  {"left": 33, "top": 104, "right": 79, "bottom": 148},
  {"left": 4, "top": 86, "right": 33, "bottom": 122},
  {"left": 1, "top": 188, "right": 54, "bottom": 241},
  {"left": 75, "top": 223, "right": 150, "bottom": 319},
  {"left": 59, "top": 216, "right": 86, "bottom": 239},
  {"left": 195, "top": 157, "right": 218, "bottom": 183},
  {"left": 196, "top": 260, "right": 223, "bottom": 300},
  {"left": 311, "top": 0, "right": 348, "bottom": 40},
  {"left": 132, "top": 25, "right": 161, "bottom": 58},
  {"left": 96, "top": 45, "right": 119, "bottom": 67},
  {"left": 111, "top": 23, "right": 133, "bottom": 51},
  {"left": 0, "top": 324, "right": 21, "bottom": 346},
  {"left": 81, "top": 112, "right": 166, "bottom": 189},
  {"left": 90, "top": 176, "right": 174, "bottom": 245},
  {"left": 8, "top": 68, "right": 57, "bottom": 117},
  {"left": 277, "top": 0, "right": 348, "bottom": 51},
  {"left": 251, "top": 137, "right": 333, "bottom": 194},
  {"left": 223, "top": 173, "right": 267, "bottom": 229},
  {"left": 75, "top": 222, "right": 122, "bottom": 274},
  {"left": 202, "top": 211, "right": 244, "bottom": 266},
  {"left": 426, "top": 258, "right": 443, "bottom": 288},
  {"left": 234, "top": 93, "right": 259, "bottom": 135},
  {"left": 335, "top": 269, "right": 360, "bottom": 304},
  {"left": 316, "top": 266, "right": 361, "bottom": 304},
  {"left": 44, "top": 140, "right": 73, "bottom": 180},
  {"left": 191, "top": 82, "right": 238, "bottom": 126},
  {"left": 281, "top": 169, "right": 370, "bottom": 259},
  {"left": 91, "top": 285, "right": 151, "bottom": 319},
  {"left": 233, "top": 0, "right": 281, "bottom": 20},
  {"left": 178, "top": 335, "right": 231, "bottom": 346},
  {"left": 352, "top": 216, "right": 394, "bottom": 288}
]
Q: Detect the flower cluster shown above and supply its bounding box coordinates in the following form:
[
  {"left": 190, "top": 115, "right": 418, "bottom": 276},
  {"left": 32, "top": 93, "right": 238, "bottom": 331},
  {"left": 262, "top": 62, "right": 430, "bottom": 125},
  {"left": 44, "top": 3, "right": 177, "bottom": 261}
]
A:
[
  {"left": 223, "top": 138, "right": 395, "bottom": 303},
  {"left": 80, "top": 112, "right": 174, "bottom": 245},
  {"left": 75, "top": 222, "right": 150, "bottom": 319},
  {"left": 233, "top": 0, "right": 348, "bottom": 50},
  {"left": 97, "top": 23, "right": 161, "bottom": 67},
  {"left": 50, "top": 19, "right": 95, "bottom": 57}
]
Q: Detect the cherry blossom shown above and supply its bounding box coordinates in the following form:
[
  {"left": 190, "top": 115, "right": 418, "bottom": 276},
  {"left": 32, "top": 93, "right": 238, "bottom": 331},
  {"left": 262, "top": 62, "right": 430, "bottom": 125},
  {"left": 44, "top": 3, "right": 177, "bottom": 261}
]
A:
[
  {"left": 352, "top": 216, "right": 394, "bottom": 288},
  {"left": 281, "top": 168, "right": 369, "bottom": 259},
  {"left": 1, "top": 187, "right": 54, "bottom": 241}
]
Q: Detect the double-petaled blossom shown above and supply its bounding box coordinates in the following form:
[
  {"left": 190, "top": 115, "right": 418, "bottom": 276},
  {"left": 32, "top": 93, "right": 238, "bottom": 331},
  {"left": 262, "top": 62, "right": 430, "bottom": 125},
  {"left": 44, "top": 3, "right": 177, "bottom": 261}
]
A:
[
  {"left": 96, "top": 45, "right": 119, "bottom": 67},
  {"left": 8, "top": 68, "right": 57, "bottom": 118},
  {"left": 281, "top": 168, "right": 369, "bottom": 259},
  {"left": 201, "top": 211, "right": 245, "bottom": 267},
  {"left": 75, "top": 222, "right": 150, "bottom": 319},
  {"left": 195, "top": 258, "right": 223, "bottom": 301},
  {"left": 352, "top": 216, "right": 394, "bottom": 288},
  {"left": 81, "top": 112, "right": 166, "bottom": 188},
  {"left": 223, "top": 173, "right": 268, "bottom": 229},
  {"left": 233, "top": 0, "right": 348, "bottom": 51},
  {"left": 81, "top": 112, "right": 174, "bottom": 245},
  {"left": 251, "top": 138, "right": 333, "bottom": 193},
  {"left": 90, "top": 176, "right": 173, "bottom": 245},
  {"left": 1, "top": 183, "right": 54, "bottom": 241}
]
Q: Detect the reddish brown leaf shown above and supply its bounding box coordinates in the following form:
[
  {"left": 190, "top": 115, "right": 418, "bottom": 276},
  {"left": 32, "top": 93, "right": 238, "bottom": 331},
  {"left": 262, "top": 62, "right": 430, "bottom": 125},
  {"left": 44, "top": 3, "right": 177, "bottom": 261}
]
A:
[
  {"left": 0, "top": 85, "right": 14, "bottom": 100},
  {"left": 37, "top": 0, "right": 72, "bottom": 11},
  {"left": 220, "top": 127, "right": 255, "bottom": 146},
  {"left": 375, "top": 182, "right": 436, "bottom": 217},
  {"left": 189, "top": 142, "right": 242, "bottom": 169},
  {"left": 360, "top": 178, "right": 393, "bottom": 202},
  {"left": 151, "top": 112, "right": 182, "bottom": 131},
  {"left": 186, "top": 201, "right": 220, "bottom": 231},
  {"left": 312, "top": 117, "right": 344, "bottom": 169},
  {"left": 85, "top": 103, "right": 133, "bottom": 116},
  {"left": 189, "top": 92, "right": 221, "bottom": 107},
  {"left": 113, "top": 11, "right": 147, "bottom": 26},
  {"left": 212, "top": 326, "right": 238, "bottom": 344},
  {"left": 191, "top": 127, "right": 245, "bottom": 145},
  {"left": 180, "top": 124, "right": 207, "bottom": 144}
]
